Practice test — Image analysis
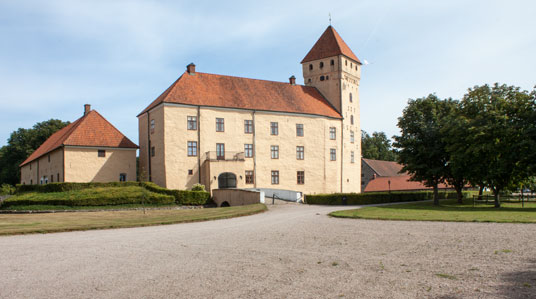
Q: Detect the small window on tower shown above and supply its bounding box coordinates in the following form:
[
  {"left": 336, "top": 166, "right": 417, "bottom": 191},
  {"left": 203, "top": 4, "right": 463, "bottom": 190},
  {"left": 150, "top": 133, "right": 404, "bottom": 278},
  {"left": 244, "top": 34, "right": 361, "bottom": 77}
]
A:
[
  {"left": 320, "top": 76, "right": 325, "bottom": 81},
  {"left": 319, "top": 62, "right": 324, "bottom": 69},
  {"left": 330, "top": 59, "right": 334, "bottom": 66},
  {"left": 345, "top": 60, "right": 348, "bottom": 66},
  {"left": 308, "top": 78, "right": 312, "bottom": 83},
  {"left": 309, "top": 64, "right": 313, "bottom": 70},
  {"left": 326, "top": 75, "right": 329, "bottom": 80},
  {"left": 350, "top": 93, "right": 353, "bottom": 103},
  {"left": 351, "top": 115, "right": 354, "bottom": 125}
]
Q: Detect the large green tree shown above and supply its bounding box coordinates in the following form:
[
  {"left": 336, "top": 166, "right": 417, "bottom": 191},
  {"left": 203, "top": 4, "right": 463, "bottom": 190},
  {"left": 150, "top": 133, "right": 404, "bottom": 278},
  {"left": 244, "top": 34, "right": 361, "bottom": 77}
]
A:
[
  {"left": 0, "top": 119, "right": 70, "bottom": 185},
  {"left": 361, "top": 131, "right": 397, "bottom": 161},
  {"left": 459, "top": 84, "right": 535, "bottom": 207},
  {"left": 394, "top": 94, "right": 455, "bottom": 205}
]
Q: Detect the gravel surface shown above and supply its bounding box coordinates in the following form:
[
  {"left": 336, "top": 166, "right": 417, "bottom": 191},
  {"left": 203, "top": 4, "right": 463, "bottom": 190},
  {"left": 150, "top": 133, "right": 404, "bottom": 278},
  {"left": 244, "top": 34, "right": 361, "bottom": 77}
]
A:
[{"left": 0, "top": 203, "right": 535, "bottom": 298}]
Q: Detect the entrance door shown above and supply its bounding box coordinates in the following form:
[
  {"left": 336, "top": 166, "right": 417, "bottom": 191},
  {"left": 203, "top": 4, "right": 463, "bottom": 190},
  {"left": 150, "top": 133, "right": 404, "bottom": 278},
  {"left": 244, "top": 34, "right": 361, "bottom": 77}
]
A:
[
  {"left": 216, "top": 143, "right": 225, "bottom": 160},
  {"left": 218, "top": 172, "right": 237, "bottom": 189}
]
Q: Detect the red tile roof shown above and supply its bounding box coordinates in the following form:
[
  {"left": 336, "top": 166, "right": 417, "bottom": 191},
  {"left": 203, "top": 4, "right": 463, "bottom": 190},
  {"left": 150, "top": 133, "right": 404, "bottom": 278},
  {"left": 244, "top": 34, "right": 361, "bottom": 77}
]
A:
[
  {"left": 138, "top": 71, "right": 342, "bottom": 118},
  {"left": 364, "top": 175, "right": 451, "bottom": 192},
  {"left": 362, "top": 158, "right": 404, "bottom": 177},
  {"left": 301, "top": 26, "right": 361, "bottom": 64},
  {"left": 20, "top": 110, "right": 138, "bottom": 166}
]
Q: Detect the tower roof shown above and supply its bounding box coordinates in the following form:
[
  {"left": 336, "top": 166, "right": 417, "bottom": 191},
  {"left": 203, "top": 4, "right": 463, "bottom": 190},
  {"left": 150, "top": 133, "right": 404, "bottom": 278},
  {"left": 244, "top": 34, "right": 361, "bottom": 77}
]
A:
[
  {"left": 301, "top": 26, "right": 361, "bottom": 64},
  {"left": 20, "top": 109, "right": 138, "bottom": 167}
]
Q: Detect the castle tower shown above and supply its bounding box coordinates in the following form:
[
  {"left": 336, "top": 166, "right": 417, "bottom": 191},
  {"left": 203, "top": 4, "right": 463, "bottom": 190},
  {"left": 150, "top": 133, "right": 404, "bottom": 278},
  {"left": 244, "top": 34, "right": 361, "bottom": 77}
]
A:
[{"left": 301, "top": 26, "right": 362, "bottom": 192}]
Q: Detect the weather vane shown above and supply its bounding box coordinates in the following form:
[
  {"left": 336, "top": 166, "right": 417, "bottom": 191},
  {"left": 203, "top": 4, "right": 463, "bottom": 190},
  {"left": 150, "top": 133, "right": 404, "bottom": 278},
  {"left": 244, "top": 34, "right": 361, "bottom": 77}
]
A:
[{"left": 329, "top": 13, "right": 332, "bottom": 26}]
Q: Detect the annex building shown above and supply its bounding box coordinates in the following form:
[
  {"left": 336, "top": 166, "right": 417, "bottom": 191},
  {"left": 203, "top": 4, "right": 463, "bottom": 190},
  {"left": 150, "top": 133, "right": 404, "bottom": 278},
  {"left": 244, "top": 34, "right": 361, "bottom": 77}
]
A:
[
  {"left": 138, "top": 26, "right": 363, "bottom": 194},
  {"left": 20, "top": 105, "right": 138, "bottom": 185}
]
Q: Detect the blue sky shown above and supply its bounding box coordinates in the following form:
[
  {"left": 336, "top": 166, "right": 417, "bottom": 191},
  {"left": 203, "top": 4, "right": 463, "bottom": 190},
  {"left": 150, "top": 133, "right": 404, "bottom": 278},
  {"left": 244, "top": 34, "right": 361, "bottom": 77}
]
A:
[{"left": 1, "top": 0, "right": 535, "bottom": 147}]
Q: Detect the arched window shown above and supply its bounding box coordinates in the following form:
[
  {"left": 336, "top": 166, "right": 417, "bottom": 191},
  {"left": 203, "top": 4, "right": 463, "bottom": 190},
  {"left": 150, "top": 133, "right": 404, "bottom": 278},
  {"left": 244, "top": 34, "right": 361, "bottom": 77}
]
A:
[
  {"left": 309, "top": 64, "right": 313, "bottom": 70},
  {"left": 349, "top": 93, "right": 353, "bottom": 102},
  {"left": 218, "top": 172, "right": 237, "bottom": 189},
  {"left": 319, "top": 62, "right": 324, "bottom": 69}
]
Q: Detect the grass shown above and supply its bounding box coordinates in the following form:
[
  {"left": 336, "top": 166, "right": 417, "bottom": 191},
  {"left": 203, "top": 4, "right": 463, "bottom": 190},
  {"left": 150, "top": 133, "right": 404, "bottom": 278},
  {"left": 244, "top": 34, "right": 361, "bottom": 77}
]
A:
[
  {"left": 0, "top": 203, "right": 267, "bottom": 236},
  {"left": 435, "top": 273, "right": 458, "bottom": 280},
  {"left": 329, "top": 199, "right": 536, "bottom": 223},
  {"left": 0, "top": 203, "right": 178, "bottom": 211}
]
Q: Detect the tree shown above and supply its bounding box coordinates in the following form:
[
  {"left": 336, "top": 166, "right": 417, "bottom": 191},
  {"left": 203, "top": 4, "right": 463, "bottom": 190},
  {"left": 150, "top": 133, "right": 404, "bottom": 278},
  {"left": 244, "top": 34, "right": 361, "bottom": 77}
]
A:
[
  {"left": 459, "top": 84, "right": 535, "bottom": 207},
  {"left": 361, "top": 131, "right": 397, "bottom": 161},
  {"left": 394, "top": 94, "right": 455, "bottom": 205},
  {"left": 0, "top": 119, "right": 70, "bottom": 185}
]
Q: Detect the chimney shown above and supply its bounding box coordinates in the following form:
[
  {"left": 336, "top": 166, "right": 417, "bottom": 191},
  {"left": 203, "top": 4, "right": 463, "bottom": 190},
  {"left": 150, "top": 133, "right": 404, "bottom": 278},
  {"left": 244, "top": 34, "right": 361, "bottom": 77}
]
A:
[
  {"left": 289, "top": 75, "right": 296, "bottom": 85},
  {"left": 84, "top": 104, "right": 91, "bottom": 116},
  {"left": 187, "top": 63, "right": 196, "bottom": 75}
]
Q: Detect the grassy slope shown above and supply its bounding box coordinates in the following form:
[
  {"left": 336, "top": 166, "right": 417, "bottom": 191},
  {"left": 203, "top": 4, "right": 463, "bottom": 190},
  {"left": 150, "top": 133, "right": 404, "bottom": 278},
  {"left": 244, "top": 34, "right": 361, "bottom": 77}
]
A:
[
  {"left": 330, "top": 199, "right": 536, "bottom": 223},
  {"left": 0, "top": 204, "right": 267, "bottom": 235}
]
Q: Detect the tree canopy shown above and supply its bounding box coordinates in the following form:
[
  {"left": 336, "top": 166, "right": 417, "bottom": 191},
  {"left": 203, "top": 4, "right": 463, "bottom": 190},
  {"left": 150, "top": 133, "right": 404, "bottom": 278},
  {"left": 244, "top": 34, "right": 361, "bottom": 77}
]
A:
[
  {"left": 0, "top": 119, "right": 70, "bottom": 186},
  {"left": 361, "top": 131, "right": 397, "bottom": 161}
]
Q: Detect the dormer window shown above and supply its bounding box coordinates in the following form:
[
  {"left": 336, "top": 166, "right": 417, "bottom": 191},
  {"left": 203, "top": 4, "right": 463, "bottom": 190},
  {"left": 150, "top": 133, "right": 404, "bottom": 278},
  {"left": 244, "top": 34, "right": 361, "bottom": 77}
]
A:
[
  {"left": 319, "top": 62, "right": 324, "bottom": 69},
  {"left": 309, "top": 64, "right": 313, "bottom": 70}
]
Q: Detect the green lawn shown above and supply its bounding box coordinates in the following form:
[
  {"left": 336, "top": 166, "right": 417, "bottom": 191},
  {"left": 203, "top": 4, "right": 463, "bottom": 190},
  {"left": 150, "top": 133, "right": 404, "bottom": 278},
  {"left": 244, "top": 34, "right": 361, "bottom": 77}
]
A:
[
  {"left": 330, "top": 199, "right": 536, "bottom": 223},
  {"left": 0, "top": 204, "right": 267, "bottom": 235},
  {"left": 0, "top": 203, "right": 179, "bottom": 211}
]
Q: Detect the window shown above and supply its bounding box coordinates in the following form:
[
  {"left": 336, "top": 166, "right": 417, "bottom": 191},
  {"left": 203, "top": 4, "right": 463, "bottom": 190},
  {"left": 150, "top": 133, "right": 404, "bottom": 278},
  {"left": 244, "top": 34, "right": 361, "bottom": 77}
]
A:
[
  {"left": 216, "top": 143, "right": 225, "bottom": 160},
  {"left": 244, "top": 120, "right": 253, "bottom": 133},
  {"left": 187, "top": 141, "right": 197, "bottom": 156},
  {"left": 271, "top": 145, "right": 279, "bottom": 159},
  {"left": 345, "top": 60, "right": 348, "bottom": 66},
  {"left": 308, "top": 78, "right": 312, "bottom": 83},
  {"left": 188, "top": 169, "right": 193, "bottom": 175},
  {"left": 320, "top": 75, "right": 325, "bottom": 81},
  {"left": 271, "top": 170, "right": 279, "bottom": 185},
  {"left": 50, "top": 175, "right": 53, "bottom": 183},
  {"left": 356, "top": 65, "right": 358, "bottom": 71},
  {"left": 98, "top": 150, "right": 106, "bottom": 157},
  {"left": 330, "top": 149, "right": 336, "bottom": 161},
  {"left": 351, "top": 151, "right": 355, "bottom": 163},
  {"left": 350, "top": 131, "right": 355, "bottom": 143},
  {"left": 297, "top": 171, "right": 305, "bottom": 185},
  {"left": 151, "top": 146, "right": 155, "bottom": 157},
  {"left": 119, "top": 173, "right": 127, "bottom": 182},
  {"left": 270, "top": 122, "right": 278, "bottom": 135},
  {"left": 57, "top": 173, "right": 60, "bottom": 182},
  {"left": 244, "top": 144, "right": 253, "bottom": 158},
  {"left": 296, "top": 124, "right": 304, "bottom": 137},
  {"left": 30, "top": 179, "right": 32, "bottom": 185},
  {"left": 216, "top": 118, "right": 225, "bottom": 132},
  {"left": 245, "top": 170, "right": 254, "bottom": 184},
  {"left": 351, "top": 115, "right": 354, "bottom": 125},
  {"left": 150, "top": 119, "right": 155, "bottom": 134},
  {"left": 187, "top": 116, "right": 197, "bottom": 130},
  {"left": 350, "top": 93, "right": 353, "bottom": 103},
  {"left": 296, "top": 146, "right": 304, "bottom": 160},
  {"left": 330, "top": 59, "right": 334, "bottom": 66},
  {"left": 309, "top": 64, "right": 313, "bottom": 70},
  {"left": 350, "top": 62, "right": 353, "bottom": 68},
  {"left": 329, "top": 127, "right": 336, "bottom": 140},
  {"left": 319, "top": 62, "right": 324, "bottom": 69}
]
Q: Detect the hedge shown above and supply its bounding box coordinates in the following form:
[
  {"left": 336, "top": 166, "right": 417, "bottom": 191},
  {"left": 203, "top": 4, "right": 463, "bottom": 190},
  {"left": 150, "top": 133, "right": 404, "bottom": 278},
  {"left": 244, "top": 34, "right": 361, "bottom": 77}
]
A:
[
  {"left": 1, "top": 186, "right": 175, "bottom": 208},
  {"left": 16, "top": 182, "right": 140, "bottom": 193},
  {"left": 141, "top": 182, "right": 211, "bottom": 205},
  {"left": 305, "top": 191, "right": 472, "bottom": 205}
]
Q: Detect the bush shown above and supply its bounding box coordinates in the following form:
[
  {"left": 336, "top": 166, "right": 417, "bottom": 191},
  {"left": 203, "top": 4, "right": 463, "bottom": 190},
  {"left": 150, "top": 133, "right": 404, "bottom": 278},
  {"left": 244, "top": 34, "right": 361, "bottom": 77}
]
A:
[
  {"left": 1, "top": 184, "right": 15, "bottom": 195},
  {"left": 190, "top": 183, "right": 206, "bottom": 192},
  {"left": 141, "top": 182, "right": 211, "bottom": 205},
  {"left": 1, "top": 186, "right": 175, "bottom": 208},
  {"left": 306, "top": 191, "right": 472, "bottom": 205},
  {"left": 16, "top": 182, "right": 140, "bottom": 193}
]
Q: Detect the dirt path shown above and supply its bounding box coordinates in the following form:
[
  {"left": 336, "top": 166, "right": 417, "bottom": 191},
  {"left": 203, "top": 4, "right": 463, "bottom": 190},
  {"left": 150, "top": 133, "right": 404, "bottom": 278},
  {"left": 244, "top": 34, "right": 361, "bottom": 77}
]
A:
[{"left": 0, "top": 204, "right": 534, "bottom": 298}]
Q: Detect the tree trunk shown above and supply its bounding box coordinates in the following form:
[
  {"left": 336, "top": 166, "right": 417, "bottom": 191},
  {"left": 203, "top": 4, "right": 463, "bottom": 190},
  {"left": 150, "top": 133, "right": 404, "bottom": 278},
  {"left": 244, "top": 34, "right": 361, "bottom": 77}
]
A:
[
  {"left": 433, "top": 184, "right": 439, "bottom": 206},
  {"left": 493, "top": 188, "right": 501, "bottom": 208},
  {"left": 456, "top": 185, "right": 463, "bottom": 204},
  {"left": 478, "top": 184, "right": 484, "bottom": 201}
]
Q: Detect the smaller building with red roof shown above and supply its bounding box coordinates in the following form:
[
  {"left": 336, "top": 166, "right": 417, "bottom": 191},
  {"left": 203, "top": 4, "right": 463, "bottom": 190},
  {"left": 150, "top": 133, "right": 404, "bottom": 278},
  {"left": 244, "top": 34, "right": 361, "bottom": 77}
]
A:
[{"left": 20, "top": 105, "right": 138, "bottom": 185}]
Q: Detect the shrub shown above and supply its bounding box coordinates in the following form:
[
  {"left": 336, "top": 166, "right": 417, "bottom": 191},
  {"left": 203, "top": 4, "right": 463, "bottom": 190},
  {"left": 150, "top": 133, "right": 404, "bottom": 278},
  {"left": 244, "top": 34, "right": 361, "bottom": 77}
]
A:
[
  {"left": 1, "top": 186, "right": 174, "bottom": 208},
  {"left": 16, "top": 182, "right": 140, "bottom": 193},
  {"left": 190, "top": 183, "right": 206, "bottom": 192},
  {"left": 1, "top": 184, "right": 15, "bottom": 195},
  {"left": 306, "top": 191, "right": 472, "bottom": 205},
  {"left": 141, "top": 182, "right": 211, "bottom": 205}
]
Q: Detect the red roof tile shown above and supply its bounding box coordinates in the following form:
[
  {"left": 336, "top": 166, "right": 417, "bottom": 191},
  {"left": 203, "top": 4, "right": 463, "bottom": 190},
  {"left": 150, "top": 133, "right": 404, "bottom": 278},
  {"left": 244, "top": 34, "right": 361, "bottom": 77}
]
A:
[
  {"left": 364, "top": 175, "right": 451, "bottom": 192},
  {"left": 139, "top": 72, "right": 342, "bottom": 118},
  {"left": 20, "top": 110, "right": 137, "bottom": 166},
  {"left": 362, "top": 158, "right": 404, "bottom": 177},
  {"left": 301, "top": 26, "right": 361, "bottom": 64}
]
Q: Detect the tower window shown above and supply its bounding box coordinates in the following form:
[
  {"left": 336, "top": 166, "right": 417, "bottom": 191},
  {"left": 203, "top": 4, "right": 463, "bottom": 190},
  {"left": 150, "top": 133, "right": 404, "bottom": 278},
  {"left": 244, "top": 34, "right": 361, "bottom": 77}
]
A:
[
  {"left": 319, "top": 62, "right": 324, "bottom": 69},
  {"left": 350, "top": 62, "right": 353, "bottom": 68},
  {"left": 326, "top": 75, "right": 329, "bottom": 80},
  {"left": 330, "top": 59, "right": 334, "bottom": 66},
  {"left": 345, "top": 60, "right": 348, "bottom": 66},
  {"left": 356, "top": 65, "right": 358, "bottom": 71},
  {"left": 351, "top": 115, "right": 354, "bottom": 125},
  {"left": 308, "top": 78, "right": 312, "bottom": 83},
  {"left": 320, "top": 76, "right": 325, "bottom": 81},
  {"left": 350, "top": 93, "right": 353, "bottom": 102},
  {"left": 309, "top": 64, "right": 313, "bottom": 70}
]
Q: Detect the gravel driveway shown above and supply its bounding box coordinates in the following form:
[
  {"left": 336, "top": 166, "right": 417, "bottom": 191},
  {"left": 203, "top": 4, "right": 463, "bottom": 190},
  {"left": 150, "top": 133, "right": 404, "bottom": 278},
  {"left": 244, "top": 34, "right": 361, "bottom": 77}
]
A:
[{"left": 0, "top": 203, "right": 534, "bottom": 298}]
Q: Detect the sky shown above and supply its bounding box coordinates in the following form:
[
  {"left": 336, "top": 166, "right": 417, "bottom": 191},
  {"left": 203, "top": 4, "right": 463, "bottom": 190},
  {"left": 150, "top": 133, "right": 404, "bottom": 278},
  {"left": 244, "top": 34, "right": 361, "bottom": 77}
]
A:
[{"left": 1, "top": 0, "right": 535, "bottom": 147}]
